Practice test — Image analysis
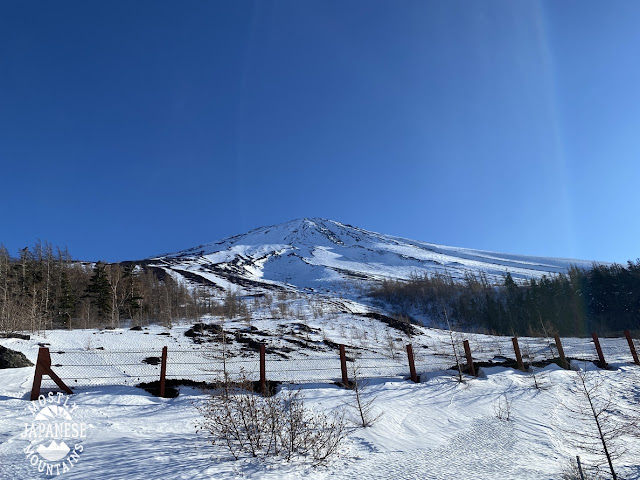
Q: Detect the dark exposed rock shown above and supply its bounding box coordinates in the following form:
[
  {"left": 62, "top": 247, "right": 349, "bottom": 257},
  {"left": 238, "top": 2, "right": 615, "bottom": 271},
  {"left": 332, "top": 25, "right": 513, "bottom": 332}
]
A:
[
  {"left": 356, "top": 312, "right": 419, "bottom": 336},
  {"left": 185, "top": 323, "right": 223, "bottom": 338},
  {"left": 0, "top": 332, "right": 30, "bottom": 340},
  {"left": 137, "top": 378, "right": 280, "bottom": 398},
  {"left": 286, "top": 323, "right": 320, "bottom": 334},
  {"left": 323, "top": 339, "right": 341, "bottom": 350},
  {"left": 0, "top": 346, "right": 33, "bottom": 369},
  {"left": 234, "top": 332, "right": 263, "bottom": 352}
]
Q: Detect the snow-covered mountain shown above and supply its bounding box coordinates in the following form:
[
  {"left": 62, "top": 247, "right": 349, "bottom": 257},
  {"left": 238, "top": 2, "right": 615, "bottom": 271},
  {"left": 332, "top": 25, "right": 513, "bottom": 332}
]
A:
[{"left": 148, "top": 218, "right": 597, "bottom": 294}]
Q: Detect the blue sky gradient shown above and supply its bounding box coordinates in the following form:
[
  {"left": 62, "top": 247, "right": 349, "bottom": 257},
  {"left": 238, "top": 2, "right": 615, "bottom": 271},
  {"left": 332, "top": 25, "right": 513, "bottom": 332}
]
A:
[{"left": 1, "top": 1, "right": 639, "bottom": 263}]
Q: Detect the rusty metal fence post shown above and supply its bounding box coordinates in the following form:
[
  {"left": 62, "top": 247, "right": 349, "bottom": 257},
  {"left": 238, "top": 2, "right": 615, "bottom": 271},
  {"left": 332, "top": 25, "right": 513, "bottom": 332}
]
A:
[
  {"left": 339, "top": 344, "right": 349, "bottom": 387},
  {"left": 260, "top": 343, "right": 267, "bottom": 394},
  {"left": 406, "top": 344, "right": 418, "bottom": 382},
  {"left": 512, "top": 337, "right": 525, "bottom": 371},
  {"left": 463, "top": 340, "right": 476, "bottom": 377},
  {"left": 591, "top": 333, "right": 608, "bottom": 369},
  {"left": 554, "top": 335, "right": 569, "bottom": 369},
  {"left": 624, "top": 330, "right": 639, "bottom": 365},
  {"left": 30, "top": 347, "right": 73, "bottom": 401},
  {"left": 159, "top": 346, "right": 167, "bottom": 398}
]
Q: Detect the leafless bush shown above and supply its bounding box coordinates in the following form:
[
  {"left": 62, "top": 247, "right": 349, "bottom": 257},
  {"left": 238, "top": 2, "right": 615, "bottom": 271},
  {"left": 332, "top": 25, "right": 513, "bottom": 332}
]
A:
[
  {"left": 277, "top": 301, "right": 289, "bottom": 318},
  {"left": 493, "top": 393, "right": 513, "bottom": 422},
  {"left": 560, "top": 456, "right": 602, "bottom": 480},
  {"left": 347, "top": 361, "right": 382, "bottom": 428},
  {"left": 521, "top": 341, "right": 550, "bottom": 390},
  {"left": 196, "top": 380, "right": 348, "bottom": 466},
  {"left": 261, "top": 293, "right": 273, "bottom": 308},
  {"left": 384, "top": 328, "right": 399, "bottom": 359},
  {"left": 561, "top": 369, "right": 639, "bottom": 480},
  {"left": 310, "top": 300, "right": 324, "bottom": 319},
  {"left": 442, "top": 304, "right": 465, "bottom": 382}
]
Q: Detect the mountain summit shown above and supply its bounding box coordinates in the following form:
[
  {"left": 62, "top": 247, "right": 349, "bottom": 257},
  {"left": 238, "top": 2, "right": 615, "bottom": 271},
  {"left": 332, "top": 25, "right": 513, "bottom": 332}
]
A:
[{"left": 149, "top": 218, "right": 595, "bottom": 294}]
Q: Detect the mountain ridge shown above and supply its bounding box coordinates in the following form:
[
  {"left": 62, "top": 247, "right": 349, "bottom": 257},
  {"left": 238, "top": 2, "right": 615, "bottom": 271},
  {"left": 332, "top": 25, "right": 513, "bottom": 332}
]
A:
[{"left": 147, "top": 218, "right": 599, "bottom": 295}]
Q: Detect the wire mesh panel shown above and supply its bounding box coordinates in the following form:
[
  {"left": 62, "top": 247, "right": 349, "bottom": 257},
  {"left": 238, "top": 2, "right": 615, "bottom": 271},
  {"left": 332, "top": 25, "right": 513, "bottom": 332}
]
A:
[
  {"left": 346, "top": 352, "right": 409, "bottom": 379},
  {"left": 413, "top": 347, "right": 463, "bottom": 374},
  {"left": 166, "top": 349, "right": 260, "bottom": 382},
  {"left": 49, "top": 349, "right": 163, "bottom": 388},
  {"left": 262, "top": 350, "right": 411, "bottom": 383},
  {"left": 40, "top": 344, "right": 425, "bottom": 391},
  {"left": 265, "top": 355, "right": 343, "bottom": 384}
]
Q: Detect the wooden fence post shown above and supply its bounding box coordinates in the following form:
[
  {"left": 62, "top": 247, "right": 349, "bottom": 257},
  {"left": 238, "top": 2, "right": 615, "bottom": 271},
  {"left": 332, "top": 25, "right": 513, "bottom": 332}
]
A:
[
  {"left": 591, "top": 333, "right": 608, "bottom": 369},
  {"left": 624, "top": 330, "right": 639, "bottom": 365},
  {"left": 30, "top": 347, "right": 72, "bottom": 401},
  {"left": 406, "top": 344, "right": 417, "bottom": 382},
  {"left": 260, "top": 343, "right": 267, "bottom": 394},
  {"left": 512, "top": 337, "right": 525, "bottom": 371},
  {"left": 339, "top": 344, "right": 349, "bottom": 387},
  {"left": 576, "top": 456, "right": 585, "bottom": 480},
  {"left": 159, "top": 346, "right": 167, "bottom": 398},
  {"left": 554, "top": 335, "right": 569, "bottom": 369},
  {"left": 463, "top": 340, "right": 476, "bottom": 377}
]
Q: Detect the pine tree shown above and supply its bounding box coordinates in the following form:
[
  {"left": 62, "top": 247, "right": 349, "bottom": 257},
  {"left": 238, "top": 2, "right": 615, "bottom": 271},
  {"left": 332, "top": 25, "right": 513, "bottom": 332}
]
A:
[
  {"left": 122, "top": 264, "right": 143, "bottom": 324},
  {"left": 84, "top": 262, "right": 112, "bottom": 325},
  {"left": 56, "top": 270, "right": 76, "bottom": 329}
]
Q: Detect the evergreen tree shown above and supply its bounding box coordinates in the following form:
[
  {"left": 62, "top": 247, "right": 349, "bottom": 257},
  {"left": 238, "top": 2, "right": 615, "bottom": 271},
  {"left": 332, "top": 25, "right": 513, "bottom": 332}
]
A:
[
  {"left": 122, "top": 264, "right": 143, "bottom": 323},
  {"left": 84, "top": 262, "right": 112, "bottom": 324},
  {"left": 56, "top": 270, "right": 76, "bottom": 329}
]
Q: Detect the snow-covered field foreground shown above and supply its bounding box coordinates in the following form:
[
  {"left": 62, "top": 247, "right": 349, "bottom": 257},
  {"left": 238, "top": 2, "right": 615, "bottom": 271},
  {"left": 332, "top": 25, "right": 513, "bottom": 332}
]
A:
[{"left": 1, "top": 324, "right": 639, "bottom": 480}]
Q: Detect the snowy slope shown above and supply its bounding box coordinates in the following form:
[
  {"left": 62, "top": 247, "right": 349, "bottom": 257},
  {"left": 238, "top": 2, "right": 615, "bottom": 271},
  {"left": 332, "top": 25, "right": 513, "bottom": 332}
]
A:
[
  {"left": 1, "top": 324, "right": 639, "bottom": 480},
  {"left": 149, "top": 218, "right": 599, "bottom": 294}
]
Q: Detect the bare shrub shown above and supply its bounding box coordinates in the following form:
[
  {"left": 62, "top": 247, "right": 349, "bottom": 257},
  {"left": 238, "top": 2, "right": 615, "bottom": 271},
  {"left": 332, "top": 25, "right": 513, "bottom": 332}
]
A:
[
  {"left": 493, "top": 393, "right": 513, "bottom": 422},
  {"left": 310, "top": 300, "right": 324, "bottom": 319},
  {"left": 521, "top": 340, "right": 550, "bottom": 390},
  {"left": 261, "top": 293, "right": 273, "bottom": 308},
  {"left": 196, "top": 380, "right": 348, "bottom": 466},
  {"left": 384, "top": 328, "right": 399, "bottom": 359},
  {"left": 560, "top": 455, "right": 602, "bottom": 480},
  {"left": 561, "top": 369, "right": 640, "bottom": 480},
  {"left": 277, "top": 301, "right": 289, "bottom": 318},
  {"left": 347, "top": 360, "right": 381, "bottom": 428}
]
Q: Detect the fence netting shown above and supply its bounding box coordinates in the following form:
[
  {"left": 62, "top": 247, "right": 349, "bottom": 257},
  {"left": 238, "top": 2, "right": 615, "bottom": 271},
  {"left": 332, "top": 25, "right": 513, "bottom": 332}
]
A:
[
  {"left": 39, "top": 334, "right": 629, "bottom": 393},
  {"left": 47, "top": 349, "right": 163, "bottom": 389},
  {"left": 43, "top": 345, "right": 420, "bottom": 391}
]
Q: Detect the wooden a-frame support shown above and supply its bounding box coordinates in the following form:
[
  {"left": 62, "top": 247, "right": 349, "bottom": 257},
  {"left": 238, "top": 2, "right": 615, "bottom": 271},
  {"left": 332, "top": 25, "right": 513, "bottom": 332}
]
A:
[{"left": 30, "top": 347, "right": 73, "bottom": 401}]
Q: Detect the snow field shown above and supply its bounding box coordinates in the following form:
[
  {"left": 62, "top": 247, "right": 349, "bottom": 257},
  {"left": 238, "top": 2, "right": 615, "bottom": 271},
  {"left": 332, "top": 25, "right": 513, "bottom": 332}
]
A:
[
  {"left": 1, "top": 361, "right": 639, "bottom": 479},
  {"left": 1, "top": 316, "right": 639, "bottom": 480}
]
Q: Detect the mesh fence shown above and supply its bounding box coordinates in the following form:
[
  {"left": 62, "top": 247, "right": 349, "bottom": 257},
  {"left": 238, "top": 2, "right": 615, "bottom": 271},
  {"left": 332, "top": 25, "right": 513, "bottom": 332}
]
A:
[
  {"left": 39, "top": 334, "right": 627, "bottom": 393},
  {"left": 48, "top": 349, "right": 164, "bottom": 388},
  {"left": 166, "top": 349, "right": 260, "bottom": 382},
  {"left": 42, "top": 346, "right": 417, "bottom": 391},
  {"left": 266, "top": 355, "right": 342, "bottom": 383}
]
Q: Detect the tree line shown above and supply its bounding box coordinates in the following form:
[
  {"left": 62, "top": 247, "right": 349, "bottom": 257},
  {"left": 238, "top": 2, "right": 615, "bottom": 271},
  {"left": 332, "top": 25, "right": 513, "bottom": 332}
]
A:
[
  {"left": 0, "top": 242, "right": 231, "bottom": 334},
  {"left": 370, "top": 261, "right": 640, "bottom": 337}
]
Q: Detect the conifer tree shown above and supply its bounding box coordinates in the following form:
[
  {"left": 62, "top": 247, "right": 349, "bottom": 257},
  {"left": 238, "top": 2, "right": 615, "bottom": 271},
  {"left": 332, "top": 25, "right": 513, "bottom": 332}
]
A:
[
  {"left": 56, "top": 270, "right": 76, "bottom": 329},
  {"left": 84, "top": 262, "right": 112, "bottom": 325}
]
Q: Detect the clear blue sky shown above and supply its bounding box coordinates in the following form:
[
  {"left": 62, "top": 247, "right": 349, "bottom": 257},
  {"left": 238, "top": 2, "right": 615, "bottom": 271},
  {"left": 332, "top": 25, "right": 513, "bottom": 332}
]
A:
[{"left": 1, "top": 1, "right": 639, "bottom": 263}]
